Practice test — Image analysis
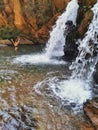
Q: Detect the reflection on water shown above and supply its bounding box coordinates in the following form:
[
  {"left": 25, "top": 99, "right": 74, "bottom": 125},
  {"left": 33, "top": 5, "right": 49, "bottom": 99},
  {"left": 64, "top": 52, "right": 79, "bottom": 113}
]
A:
[{"left": 0, "top": 45, "right": 91, "bottom": 130}]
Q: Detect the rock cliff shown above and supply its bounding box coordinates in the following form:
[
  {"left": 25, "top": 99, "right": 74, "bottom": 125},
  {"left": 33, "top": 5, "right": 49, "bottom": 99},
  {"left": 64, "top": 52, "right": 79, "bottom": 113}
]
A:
[
  {"left": 0, "top": 0, "right": 70, "bottom": 44},
  {"left": 77, "top": 0, "right": 97, "bottom": 37},
  {"left": 0, "top": 0, "right": 97, "bottom": 44}
]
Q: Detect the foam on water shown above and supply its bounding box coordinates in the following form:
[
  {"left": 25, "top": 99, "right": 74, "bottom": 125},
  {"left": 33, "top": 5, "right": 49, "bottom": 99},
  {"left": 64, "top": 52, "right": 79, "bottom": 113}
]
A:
[
  {"left": 35, "top": 76, "right": 92, "bottom": 110},
  {"left": 52, "top": 79, "right": 91, "bottom": 105},
  {"left": 12, "top": 53, "right": 65, "bottom": 65}
]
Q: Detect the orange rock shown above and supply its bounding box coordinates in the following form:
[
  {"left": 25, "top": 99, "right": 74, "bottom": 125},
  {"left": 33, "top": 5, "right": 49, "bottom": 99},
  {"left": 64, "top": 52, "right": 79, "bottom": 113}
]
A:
[
  {"left": 0, "top": 0, "right": 70, "bottom": 44},
  {"left": 83, "top": 99, "right": 98, "bottom": 130},
  {"left": 53, "top": 0, "right": 70, "bottom": 10},
  {"left": 1, "top": 0, "right": 96, "bottom": 44},
  {"left": 24, "top": 12, "right": 38, "bottom": 30},
  {"left": 0, "top": 13, "right": 7, "bottom": 27},
  {"left": 46, "top": 13, "right": 60, "bottom": 30},
  {"left": 13, "top": 0, "right": 26, "bottom": 30},
  {"left": 19, "top": 37, "right": 34, "bottom": 45},
  {"left": 34, "top": 13, "right": 60, "bottom": 44},
  {"left": 5, "top": 5, "right": 12, "bottom": 14}
]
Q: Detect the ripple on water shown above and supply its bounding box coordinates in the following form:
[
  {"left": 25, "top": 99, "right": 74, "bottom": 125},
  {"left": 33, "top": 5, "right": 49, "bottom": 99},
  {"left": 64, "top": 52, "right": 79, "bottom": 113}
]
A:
[{"left": 0, "top": 70, "right": 18, "bottom": 82}]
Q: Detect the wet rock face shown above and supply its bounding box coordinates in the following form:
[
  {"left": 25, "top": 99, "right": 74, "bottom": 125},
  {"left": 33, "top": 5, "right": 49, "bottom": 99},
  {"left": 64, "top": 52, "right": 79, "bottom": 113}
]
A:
[
  {"left": 83, "top": 99, "right": 98, "bottom": 130},
  {"left": 63, "top": 20, "right": 78, "bottom": 61},
  {"left": 78, "top": 0, "right": 97, "bottom": 6},
  {"left": 93, "top": 62, "right": 98, "bottom": 85},
  {"left": 0, "top": 0, "right": 69, "bottom": 44},
  {"left": 0, "top": 105, "right": 37, "bottom": 130},
  {"left": 77, "top": 0, "right": 97, "bottom": 37},
  {"left": 77, "top": 10, "right": 93, "bottom": 37}
]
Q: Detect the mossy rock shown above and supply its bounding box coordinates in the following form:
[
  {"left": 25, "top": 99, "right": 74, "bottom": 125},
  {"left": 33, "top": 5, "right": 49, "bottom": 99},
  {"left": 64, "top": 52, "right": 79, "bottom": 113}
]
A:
[{"left": 77, "top": 10, "right": 93, "bottom": 37}]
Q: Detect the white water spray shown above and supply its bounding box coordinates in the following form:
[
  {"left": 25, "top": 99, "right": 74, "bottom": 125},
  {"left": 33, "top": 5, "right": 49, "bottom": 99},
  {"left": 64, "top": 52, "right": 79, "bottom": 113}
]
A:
[{"left": 13, "top": 0, "right": 79, "bottom": 65}]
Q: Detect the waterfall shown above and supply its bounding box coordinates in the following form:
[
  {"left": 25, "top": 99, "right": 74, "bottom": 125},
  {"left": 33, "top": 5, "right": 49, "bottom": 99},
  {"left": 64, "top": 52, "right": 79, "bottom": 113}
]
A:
[
  {"left": 70, "top": 1, "right": 98, "bottom": 80},
  {"left": 44, "top": 0, "right": 79, "bottom": 58},
  {"left": 13, "top": 0, "right": 79, "bottom": 65},
  {"left": 58, "top": 1, "right": 98, "bottom": 108},
  {"left": 35, "top": 1, "right": 98, "bottom": 111}
]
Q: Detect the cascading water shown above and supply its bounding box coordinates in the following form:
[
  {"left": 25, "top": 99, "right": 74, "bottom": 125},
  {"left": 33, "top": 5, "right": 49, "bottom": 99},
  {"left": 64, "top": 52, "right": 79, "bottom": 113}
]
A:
[
  {"left": 35, "top": 1, "right": 98, "bottom": 111},
  {"left": 70, "top": 1, "right": 98, "bottom": 80},
  {"left": 44, "top": 0, "right": 79, "bottom": 58},
  {"left": 13, "top": 0, "right": 79, "bottom": 65}
]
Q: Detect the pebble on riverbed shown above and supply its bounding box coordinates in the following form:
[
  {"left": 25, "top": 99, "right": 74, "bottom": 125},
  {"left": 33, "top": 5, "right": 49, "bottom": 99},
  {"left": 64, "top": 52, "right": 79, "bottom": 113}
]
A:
[{"left": 0, "top": 105, "right": 37, "bottom": 130}]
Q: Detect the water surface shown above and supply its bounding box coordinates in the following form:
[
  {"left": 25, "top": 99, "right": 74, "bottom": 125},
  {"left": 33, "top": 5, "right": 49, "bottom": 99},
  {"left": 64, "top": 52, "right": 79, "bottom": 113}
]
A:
[{"left": 0, "top": 45, "right": 91, "bottom": 130}]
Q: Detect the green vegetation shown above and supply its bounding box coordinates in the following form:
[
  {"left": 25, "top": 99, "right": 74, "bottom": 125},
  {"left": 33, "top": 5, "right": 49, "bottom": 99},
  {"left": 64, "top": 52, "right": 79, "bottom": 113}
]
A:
[
  {"left": 22, "top": 1, "right": 53, "bottom": 28},
  {"left": 0, "top": 26, "right": 21, "bottom": 43}
]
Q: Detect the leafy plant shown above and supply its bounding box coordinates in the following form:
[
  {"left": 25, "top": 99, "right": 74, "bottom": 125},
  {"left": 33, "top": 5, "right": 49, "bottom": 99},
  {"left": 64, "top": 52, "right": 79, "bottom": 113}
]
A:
[{"left": 0, "top": 26, "right": 21, "bottom": 43}]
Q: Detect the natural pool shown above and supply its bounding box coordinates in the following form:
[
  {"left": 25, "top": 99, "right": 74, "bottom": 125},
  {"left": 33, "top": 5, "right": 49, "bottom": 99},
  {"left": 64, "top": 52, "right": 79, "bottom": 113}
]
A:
[{"left": 0, "top": 45, "right": 92, "bottom": 130}]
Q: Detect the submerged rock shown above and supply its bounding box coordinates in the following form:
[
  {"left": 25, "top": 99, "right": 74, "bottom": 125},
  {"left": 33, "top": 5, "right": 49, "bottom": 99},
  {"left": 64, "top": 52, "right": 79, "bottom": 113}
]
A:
[{"left": 0, "top": 105, "right": 37, "bottom": 130}]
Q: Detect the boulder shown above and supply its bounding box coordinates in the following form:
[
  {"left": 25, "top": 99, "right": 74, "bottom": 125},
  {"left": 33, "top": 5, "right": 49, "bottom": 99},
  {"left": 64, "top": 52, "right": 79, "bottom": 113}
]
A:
[
  {"left": 63, "top": 20, "right": 78, "bottom": 61},
  {"left": 77, "top": 0, "right": 97, "bottom": 37},
  {"left": 83, "top": 99, "right": 98, "bottom": 130}
]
